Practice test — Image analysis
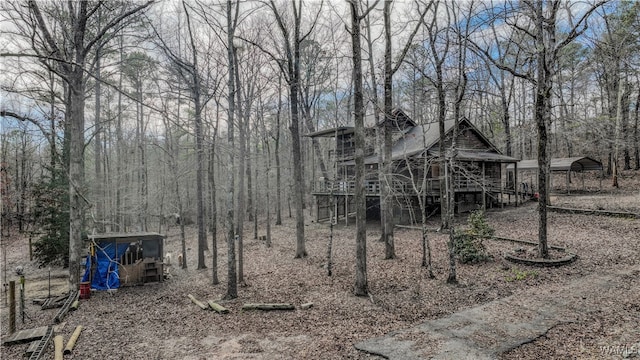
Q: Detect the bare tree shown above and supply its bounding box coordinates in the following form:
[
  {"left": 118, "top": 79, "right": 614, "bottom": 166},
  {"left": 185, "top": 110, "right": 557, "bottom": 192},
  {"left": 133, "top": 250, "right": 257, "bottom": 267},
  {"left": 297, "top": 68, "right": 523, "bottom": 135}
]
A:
[
  {"left": 151, "top": 0, "right": 225, "bottom": 269},
  {"left": 471, "top": 0, "right": 606, "bottom": 258},
  {"left": 255, "top": 0, "right": 325, "bottom": 258},
  {"left": 225, "top": 0, "right": 240, "bottom": 299},
  {"left": 349, "top": 0, "right": 380, "bottom": 297},
  {"left": 380, "top": 0, "right": 431, "bottom": 260},
  {"left": 1, "top": 0, "right": 154, "bottom": 289}
]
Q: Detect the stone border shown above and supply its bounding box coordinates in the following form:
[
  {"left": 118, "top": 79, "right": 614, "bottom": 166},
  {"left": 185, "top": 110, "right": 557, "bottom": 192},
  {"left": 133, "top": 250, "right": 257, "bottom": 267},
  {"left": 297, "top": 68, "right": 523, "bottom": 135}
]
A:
[
  {"left": 486, "top": 236, "right": 578, "bottom": 267},
  {"left": 504, "top": 251, "right": 578, "bottom": 267}
]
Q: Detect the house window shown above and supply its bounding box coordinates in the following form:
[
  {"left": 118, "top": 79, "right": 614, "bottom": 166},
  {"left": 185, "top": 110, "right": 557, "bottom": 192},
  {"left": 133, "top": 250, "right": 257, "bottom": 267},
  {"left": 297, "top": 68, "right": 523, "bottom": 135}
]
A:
[{"left": 431, "top": 163, "right": 440, "bottom": 178}]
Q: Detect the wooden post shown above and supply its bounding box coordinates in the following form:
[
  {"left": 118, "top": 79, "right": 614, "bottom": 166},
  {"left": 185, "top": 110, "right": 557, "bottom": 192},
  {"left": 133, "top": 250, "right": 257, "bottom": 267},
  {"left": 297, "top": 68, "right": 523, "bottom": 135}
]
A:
[
  {"left": 29, "top": 237, "right": 33, "bottom": 261},
  {"left": 8, "top": 281, "right": 15, "bottom": 334},
  {"left": 482, "top": 162, "right": 486, "bottom": 211},
  {"left": 500, "top": 176, "right": 504, "bottom": 209},
  {"left": 513, "top": 162, "right": 520, "bottom": 207},
  {"left": 315, "top": 196, "right": 319, "bottom": 223},
  {"left": 334, "top": 196, "right": 339, "bottom": 224},
  {"left": 20, "top": 275, "right": 25, "bottom": 323},
  {"left": 344, "top": 194, "right": 348, "bottom": 226},
  {"left": 566, "top": 170, "right": 570, "bottom": 194},
  {"left": 599, "top": 170, "right": 602, "bottom": 190}
]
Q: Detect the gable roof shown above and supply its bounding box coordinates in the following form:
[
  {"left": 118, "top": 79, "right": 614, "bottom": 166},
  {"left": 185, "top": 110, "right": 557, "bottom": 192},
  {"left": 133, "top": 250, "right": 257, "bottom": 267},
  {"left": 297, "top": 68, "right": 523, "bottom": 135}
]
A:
[
  {"left": 376, "top": 108, "right": 418, "bottom": 129},
  {"left": 307, "top": 108, "right": 418, "bottom": 138},
  {"left": 344, "top": 117, "right": 515, "bottom": 165}
]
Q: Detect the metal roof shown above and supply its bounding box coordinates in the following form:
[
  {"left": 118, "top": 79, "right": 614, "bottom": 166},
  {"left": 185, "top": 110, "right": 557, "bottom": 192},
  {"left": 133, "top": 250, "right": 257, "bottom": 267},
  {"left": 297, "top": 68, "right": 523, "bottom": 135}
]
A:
[
  {"left": 305, "top": 126, "right": 354, "bottom": 138},
  {"left": 506, "top": 157, "right": 603, "bottom": 172},
  {"left": 429, "top": 150, "right": 519, "bottom": 163},
  {"left": 87, "top": 232, "right": 165, "bottom": 242},
  {"left": 342, "top": 119, "right": 518, "bottom": 165}
]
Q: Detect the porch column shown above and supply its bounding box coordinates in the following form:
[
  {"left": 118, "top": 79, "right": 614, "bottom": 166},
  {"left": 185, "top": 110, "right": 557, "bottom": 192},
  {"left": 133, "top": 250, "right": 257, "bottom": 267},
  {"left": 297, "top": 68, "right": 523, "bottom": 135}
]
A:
[
  {"left": 482, "top": 162, "right": 486, "bottom": 211},
  {"left": 514, "top": 162, "right": 519, "bottom": 207},
  {"left": 334, "top": 196, "right": 339, "bottom": 224},
  {"left": 500, "top": 169, "right": 504, "bottom": 209},
  {"left": 315, "top": 197, "right": 319, "bottom": 223},
  {"left": 345, "top": 195, "right": 348, "bottom": 225}
]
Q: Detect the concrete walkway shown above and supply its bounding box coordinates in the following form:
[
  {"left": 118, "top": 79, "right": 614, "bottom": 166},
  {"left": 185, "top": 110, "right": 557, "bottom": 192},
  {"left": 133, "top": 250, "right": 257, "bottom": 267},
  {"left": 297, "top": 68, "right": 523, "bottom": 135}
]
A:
[{"left": 355, "top": 266, "right": 639, "bottom": 359}]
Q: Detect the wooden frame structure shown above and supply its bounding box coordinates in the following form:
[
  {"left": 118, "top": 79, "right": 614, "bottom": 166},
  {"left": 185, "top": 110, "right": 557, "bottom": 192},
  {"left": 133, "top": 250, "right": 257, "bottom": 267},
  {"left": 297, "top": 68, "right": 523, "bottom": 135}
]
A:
[
  {"left": 86, "top": 232, "right": 165, "bottom": 287},
  {"left": 307, "top": 109, "right": 520, "bottom": 224},
  {"left": 507, "top": 157, "right": 604, "bottom": 194}
]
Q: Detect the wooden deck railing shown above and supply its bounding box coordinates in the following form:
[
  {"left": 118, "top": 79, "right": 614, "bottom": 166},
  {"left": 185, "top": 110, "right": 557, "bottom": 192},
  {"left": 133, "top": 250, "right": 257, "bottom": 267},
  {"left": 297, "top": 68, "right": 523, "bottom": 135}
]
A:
[{"left": 312, "top": 177, "right": 505, "bottom": 196}]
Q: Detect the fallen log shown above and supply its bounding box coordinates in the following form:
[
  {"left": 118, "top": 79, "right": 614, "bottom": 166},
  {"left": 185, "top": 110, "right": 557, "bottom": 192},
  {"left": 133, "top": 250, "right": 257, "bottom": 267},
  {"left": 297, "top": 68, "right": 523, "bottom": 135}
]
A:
[
  {"left": 63, "top": 325, "right": 83, "bottom": 354},
  {"left": 53, "top": 335, "right": 63, "bottom": 360},
  {"left": 241, "top": 303, "right": 295, "bottom": 311},
  {"left": 187, "top": 294, "right": 208, "bottom": 310},
  {"left": 70, "top": 300, "right": 79, "bottom": 311},
  {"left": 53, "top": 291, "right": 78, "bottom": 324},
  {"left": 207, "top": 301, "right": 229, "bottom": 314},
  {"left": 300, "top": 302, "right": 314, "bottom": 310},
  {"left": 548, "top": 206, "right": 639, "bottom": 219}
]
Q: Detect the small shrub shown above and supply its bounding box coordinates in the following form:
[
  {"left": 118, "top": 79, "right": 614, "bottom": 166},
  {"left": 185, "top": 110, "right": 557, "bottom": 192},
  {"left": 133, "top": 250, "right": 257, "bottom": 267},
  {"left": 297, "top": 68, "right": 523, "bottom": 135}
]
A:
[
  {"left": 453, "top": 210, "right": 494, "bottom": 264},
  {"left": 505, "top": 268, "right": 538, "bottom": 282}
]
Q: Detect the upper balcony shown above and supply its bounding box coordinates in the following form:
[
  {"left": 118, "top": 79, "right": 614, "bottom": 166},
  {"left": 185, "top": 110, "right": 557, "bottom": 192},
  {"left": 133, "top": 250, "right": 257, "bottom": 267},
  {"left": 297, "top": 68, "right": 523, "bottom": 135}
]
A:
[{"left": 311, "top": 176, "right": 509, "bottom": 197}]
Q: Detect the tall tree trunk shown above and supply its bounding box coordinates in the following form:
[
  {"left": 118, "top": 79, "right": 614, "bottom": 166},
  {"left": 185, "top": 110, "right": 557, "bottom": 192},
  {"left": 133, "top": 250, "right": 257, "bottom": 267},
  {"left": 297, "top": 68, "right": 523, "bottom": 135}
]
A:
[
  {"left": 235, "top": 48, "right": 246, "bottom": 283},
  {"left": 535, "top": 0, "right": 550, "bottom": 259},
  {"left": 68, "top": 69, "right": 85, "bottom": 291},
  {"left": 209, "top": 105, "right": 219, "bottom": 285},
  {"left": 622, "top": 74, "right": 631, "bottom": 170},
  {"left": 94, "top": 47, "right": 104, "bottom": 232},
  {"left": 116, "top": 35, "right": 124, "bottom": 230},
  {"left": 350, "top": 0, "right": 368, "bottom": 297},
  {"left": 183, "top": 0, "right": 207, "bottom": 269},
  {"left": 195, "top": 90, "right": 207, "bottom": 269},
  {"left": 253, "top": 138, "right": 259, "bottom": 240},
  {"left": 382, "top": 0, "right": 395, "bottom": 260},
  {"left": 247, "top": 121, "right": 254, "bottom": 224},
  {"left": 225, "top": 0, "right": 238, "bottom": 299},
  {"left": 500, "top": 84, "right": 513, "bottom": 157},
  {"left": 291, "top": 20, "right": 306, "bottom": 259},
  {"left": 275, "top": 75, "right": 283, "bottom": 226},
  {"left": 264, "top": 137, "right": 272, "bottom": 248},
  {"left": 634, "top": 84, "right": 640, "bottom": 170}
]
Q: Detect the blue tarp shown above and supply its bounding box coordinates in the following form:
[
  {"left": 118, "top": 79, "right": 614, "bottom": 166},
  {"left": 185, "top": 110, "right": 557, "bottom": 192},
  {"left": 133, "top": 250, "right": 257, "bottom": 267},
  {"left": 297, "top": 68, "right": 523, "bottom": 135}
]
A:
[{"left": 81, "top": 242, "right": 130, "bottom": 290}]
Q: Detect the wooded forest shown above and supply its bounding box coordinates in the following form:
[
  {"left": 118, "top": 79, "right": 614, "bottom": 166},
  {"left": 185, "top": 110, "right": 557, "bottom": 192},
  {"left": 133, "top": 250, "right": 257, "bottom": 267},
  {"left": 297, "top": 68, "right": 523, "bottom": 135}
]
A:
[{"left": 1, "top": 0, "right": 639, "bottom": 299}]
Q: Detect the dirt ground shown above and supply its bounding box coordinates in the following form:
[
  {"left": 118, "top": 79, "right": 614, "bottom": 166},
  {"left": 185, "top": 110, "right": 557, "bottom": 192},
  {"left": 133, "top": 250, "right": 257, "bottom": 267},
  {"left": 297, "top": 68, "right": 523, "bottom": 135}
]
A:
[{"left": 1, "top": 170, "right": 638, "bottom": 359}]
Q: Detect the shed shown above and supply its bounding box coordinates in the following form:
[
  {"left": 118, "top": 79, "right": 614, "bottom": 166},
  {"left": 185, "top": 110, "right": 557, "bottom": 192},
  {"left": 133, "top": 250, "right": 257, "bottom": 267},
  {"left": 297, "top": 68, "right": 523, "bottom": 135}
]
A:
[
  {"left": 82, "top": 232, "right": 165, "bottom": 290},
  {"left": 507, "top": 157, "right": 603, "bottom": 193}
]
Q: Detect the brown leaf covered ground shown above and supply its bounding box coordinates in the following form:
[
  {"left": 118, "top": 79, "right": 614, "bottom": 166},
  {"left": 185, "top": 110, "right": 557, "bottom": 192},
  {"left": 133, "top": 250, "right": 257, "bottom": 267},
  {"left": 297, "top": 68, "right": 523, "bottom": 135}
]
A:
[{"left": 1, "top": 170, "right": 638, "bottom": 359}]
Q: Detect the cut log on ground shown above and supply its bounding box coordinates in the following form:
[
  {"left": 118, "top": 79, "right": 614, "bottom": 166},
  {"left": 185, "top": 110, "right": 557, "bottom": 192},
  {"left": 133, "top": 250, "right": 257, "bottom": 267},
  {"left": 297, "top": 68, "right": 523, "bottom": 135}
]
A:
[
  {"left": 241, "top": 303, "right": 295, "bottom": 311},
  {"left": 54, "top": 335, "right": 63, "bottom": 360},
  {"left": 548, "top": 206, "right": 639, "bottom": 219},
  {"left": 63, "top": 325, "right": 83, "bottom": 354},
  {"left": 70, "top": 300, "right": 79, "bottom": 311},
  {"left": 207, "top": 301, "right": 229, "bottom": 314},
  {"left": 300, "top": 302, "right": 314, "bottom": 310},
  {"left": 187, "top": 294, "right": 208, "bottom": 310}
]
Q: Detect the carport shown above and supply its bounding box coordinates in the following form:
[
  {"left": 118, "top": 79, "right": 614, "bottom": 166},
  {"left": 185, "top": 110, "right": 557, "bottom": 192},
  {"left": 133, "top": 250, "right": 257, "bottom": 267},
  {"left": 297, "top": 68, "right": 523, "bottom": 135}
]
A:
[{"left": 507, "top": 157, "right": 604, "bottom": 194}]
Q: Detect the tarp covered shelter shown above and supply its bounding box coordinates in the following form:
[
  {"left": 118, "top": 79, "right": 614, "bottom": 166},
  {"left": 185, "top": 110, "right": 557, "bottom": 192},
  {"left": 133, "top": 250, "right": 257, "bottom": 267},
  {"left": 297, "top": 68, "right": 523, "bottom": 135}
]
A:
[
  {"left": 507, "top": 157, "right": 603, "bottom": 192},
  {"left": 82, "top": 232, "right": 164, "bottom": 290}
]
